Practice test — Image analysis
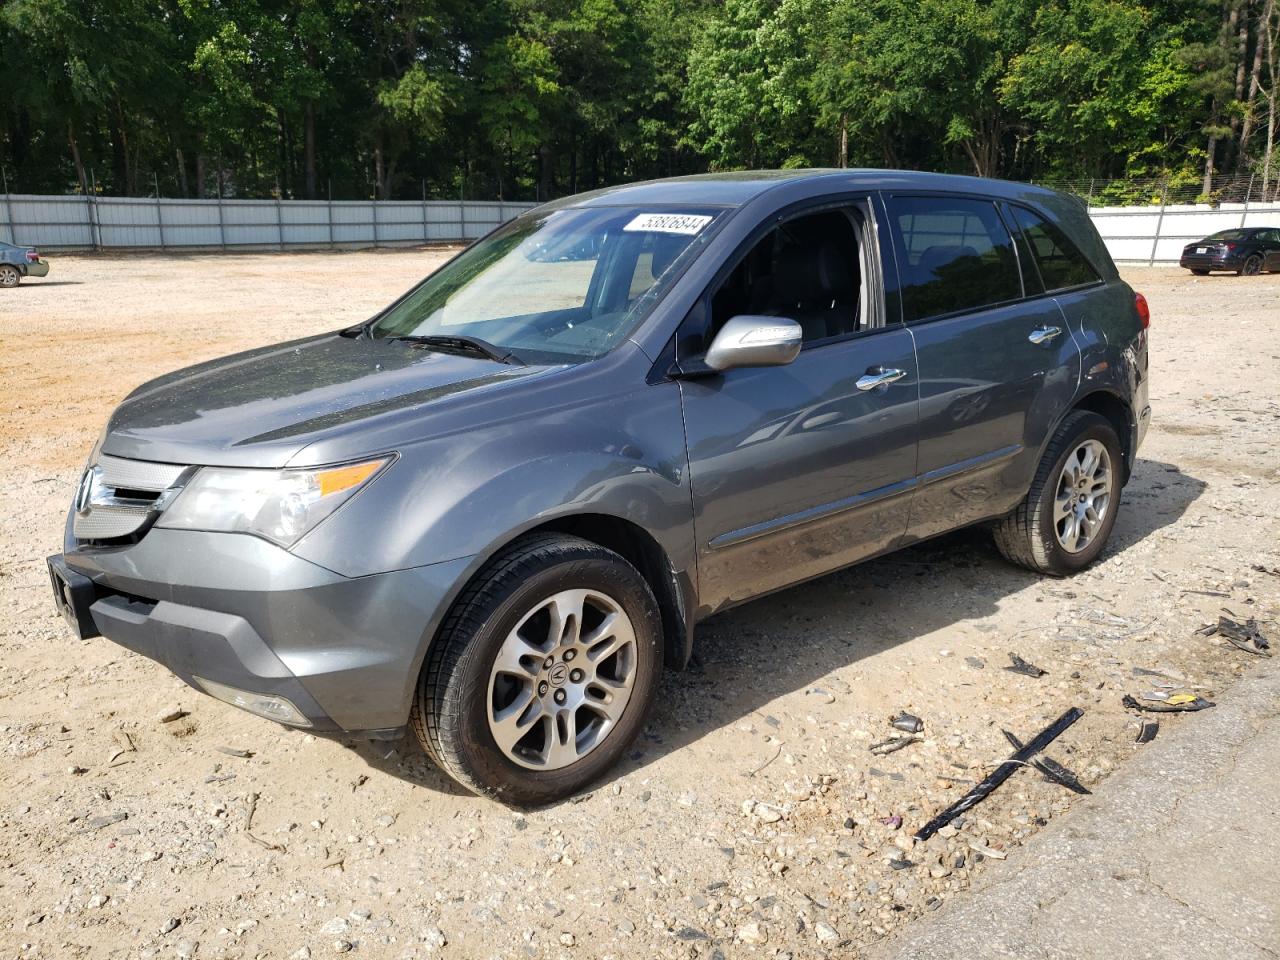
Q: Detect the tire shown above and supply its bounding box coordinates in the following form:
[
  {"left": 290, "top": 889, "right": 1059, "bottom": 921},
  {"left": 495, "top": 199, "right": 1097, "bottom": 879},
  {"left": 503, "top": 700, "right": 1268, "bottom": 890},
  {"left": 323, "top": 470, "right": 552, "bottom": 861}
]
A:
[
  {"left": 1239, "top": 254, "right": 1263, "bottom": 276},
  {"left": 410, "top": 533, "right": 663, "bottom": 805},
  {"left": 993, "top": 411, "right": 1123, "bottom": 576},
  {"left": 1190, "top": 268, "right": 1209, "bottom": 276},
  {"left": 0, "top": 264, "right": 19, "bottom": 287}
]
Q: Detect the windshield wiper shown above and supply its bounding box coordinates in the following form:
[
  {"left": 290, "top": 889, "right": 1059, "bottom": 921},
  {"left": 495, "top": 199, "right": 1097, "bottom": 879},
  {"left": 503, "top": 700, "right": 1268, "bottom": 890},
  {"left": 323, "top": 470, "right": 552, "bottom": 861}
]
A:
[{"left": 385, "top": 334, "right": 525, "bottom": 365}]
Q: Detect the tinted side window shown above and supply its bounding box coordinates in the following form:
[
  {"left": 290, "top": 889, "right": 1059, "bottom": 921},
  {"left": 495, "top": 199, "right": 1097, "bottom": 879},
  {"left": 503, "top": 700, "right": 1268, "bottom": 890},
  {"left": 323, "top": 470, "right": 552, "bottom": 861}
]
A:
[
  {"left": 886, "top": 196, "right": 1021, "bottom": 322},
  {"left": 1011, "top": 206, "right": 1101, "bottom": 291},
  {"left": 708, "top": 208, "right": 864, "bottom": 344}
]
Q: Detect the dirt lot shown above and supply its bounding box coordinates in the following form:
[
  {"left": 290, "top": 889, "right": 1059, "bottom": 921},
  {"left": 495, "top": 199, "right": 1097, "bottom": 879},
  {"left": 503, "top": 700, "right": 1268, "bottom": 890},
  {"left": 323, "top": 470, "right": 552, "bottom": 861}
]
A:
[{"left": 1, "top": 252, "right": 1278, "bottom": 960}]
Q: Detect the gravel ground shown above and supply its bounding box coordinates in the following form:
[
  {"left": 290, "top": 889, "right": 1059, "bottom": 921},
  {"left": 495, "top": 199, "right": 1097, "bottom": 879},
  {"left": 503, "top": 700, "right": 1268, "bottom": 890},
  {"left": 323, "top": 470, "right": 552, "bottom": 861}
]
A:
[{"left": 1, "top": 252, "right": 1277, "bottom": 960}]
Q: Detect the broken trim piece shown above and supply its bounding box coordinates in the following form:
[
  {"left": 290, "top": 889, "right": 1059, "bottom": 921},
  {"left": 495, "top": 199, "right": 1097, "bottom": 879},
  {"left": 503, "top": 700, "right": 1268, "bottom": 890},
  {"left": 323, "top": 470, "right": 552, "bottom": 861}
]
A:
[{"left": 913, "top": 707, "right": 1084, "bottom": 842}]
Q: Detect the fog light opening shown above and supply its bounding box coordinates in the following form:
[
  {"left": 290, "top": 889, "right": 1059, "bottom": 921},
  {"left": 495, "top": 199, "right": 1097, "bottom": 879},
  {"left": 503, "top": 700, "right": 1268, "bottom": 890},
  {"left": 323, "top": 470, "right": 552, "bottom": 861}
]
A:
[{"left": 193, "top": 676, "right": 312, "bottom": 727}]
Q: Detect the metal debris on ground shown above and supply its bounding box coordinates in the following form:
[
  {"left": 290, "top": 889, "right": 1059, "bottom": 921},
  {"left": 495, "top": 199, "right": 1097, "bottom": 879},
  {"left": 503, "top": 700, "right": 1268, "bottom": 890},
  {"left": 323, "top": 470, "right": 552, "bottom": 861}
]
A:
[
  {"left": 870, "top": 735, "right": 922, "bottom": 756},
  {"left": 913, "top": 707, "right": 1084, "bottom": 842},
  {"left": 889, "top": 712, "right": 924, "bottom": 733},
  {"left": 1004, "top": 652, "right": 1047, "bottom": 677},
  {"left": 1121, "top": 693, "right": 1215, "bottom": 713},
  {"left": 215, "top": 746, "right": 254, "bottom": 758},
  {"left": 1198, "top": 616, "right": 1271, "bottom": 657},
  {"left": 1135, "top": 719, "right": 1160, "bottom": 743}
]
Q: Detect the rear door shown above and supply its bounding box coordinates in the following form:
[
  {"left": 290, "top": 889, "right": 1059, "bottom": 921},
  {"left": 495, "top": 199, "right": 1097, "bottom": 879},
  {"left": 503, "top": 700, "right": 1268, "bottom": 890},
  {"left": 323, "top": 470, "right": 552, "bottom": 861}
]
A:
[
  {"left": 677, "top": 197, "right": 920, "bottom": 613},
  {"left": 881, "top": 193, "right": 1080, "bottom": 541},
  {"left": 1259, "top": 229, "right": 1280, "bottom": 270}
]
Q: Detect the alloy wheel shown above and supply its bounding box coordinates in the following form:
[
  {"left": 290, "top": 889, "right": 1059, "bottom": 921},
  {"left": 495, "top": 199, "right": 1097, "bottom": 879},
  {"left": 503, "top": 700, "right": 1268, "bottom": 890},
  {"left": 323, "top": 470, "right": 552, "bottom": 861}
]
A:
[
  {"left": 486, "top": 588, "right": 638, "bottom": 770},
  {"left": 1053, "top": 439, "right": 1113, "bottom": 553},
  {"left": 0, "top": 266, "right": 18, "bottom": 287}
]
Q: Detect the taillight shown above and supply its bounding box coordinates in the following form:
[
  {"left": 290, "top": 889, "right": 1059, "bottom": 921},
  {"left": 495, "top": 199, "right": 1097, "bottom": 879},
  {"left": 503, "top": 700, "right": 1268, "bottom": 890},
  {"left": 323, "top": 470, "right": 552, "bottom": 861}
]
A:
[
  {"left": 1134, "top": 292, "right": 1150, "bottom": 329},
  {"left": 25, "top": 250, "right": 38, "bottom": 262},
  {"left": 1222, "top": 242, "right": 1236, "bottom": 252}
]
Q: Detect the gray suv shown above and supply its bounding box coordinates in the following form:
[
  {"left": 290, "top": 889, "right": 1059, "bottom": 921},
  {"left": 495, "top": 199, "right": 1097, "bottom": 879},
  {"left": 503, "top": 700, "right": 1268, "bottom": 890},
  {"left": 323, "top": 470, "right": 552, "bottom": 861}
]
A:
[{"left": 48, "top": 171, "right": 1150, "bottom": 804}]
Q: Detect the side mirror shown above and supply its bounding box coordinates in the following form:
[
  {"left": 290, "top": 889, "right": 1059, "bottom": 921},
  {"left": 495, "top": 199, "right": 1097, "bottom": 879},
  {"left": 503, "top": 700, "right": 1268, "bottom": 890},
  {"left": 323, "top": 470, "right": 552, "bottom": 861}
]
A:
[{"left": 703, "top": 315, "right": 803, "bottom": 372}]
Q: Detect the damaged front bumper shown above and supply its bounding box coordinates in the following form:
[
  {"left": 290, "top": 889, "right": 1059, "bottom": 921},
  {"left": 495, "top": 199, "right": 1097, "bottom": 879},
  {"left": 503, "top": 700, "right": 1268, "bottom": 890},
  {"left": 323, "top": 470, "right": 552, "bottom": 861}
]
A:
[{"left": 50, "top": 517, "right": 471, "bottom": 736}]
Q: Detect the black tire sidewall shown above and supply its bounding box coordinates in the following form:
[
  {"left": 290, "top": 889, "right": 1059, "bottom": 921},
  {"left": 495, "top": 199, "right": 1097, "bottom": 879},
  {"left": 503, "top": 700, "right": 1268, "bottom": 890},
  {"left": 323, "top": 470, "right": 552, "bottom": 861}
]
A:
[
  {"left": 442, "top": 551, "right": 661, "bottom": 805},
  {"left": 1033, "top": 418, "right": 1123, "bottom": 573}
]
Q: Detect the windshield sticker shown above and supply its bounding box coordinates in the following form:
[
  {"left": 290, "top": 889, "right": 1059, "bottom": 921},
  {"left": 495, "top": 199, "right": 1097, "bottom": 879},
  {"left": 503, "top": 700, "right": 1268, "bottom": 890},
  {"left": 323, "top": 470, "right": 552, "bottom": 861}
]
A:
[{"left": 623, "top": 213, "right": 713, "bottom": 236}]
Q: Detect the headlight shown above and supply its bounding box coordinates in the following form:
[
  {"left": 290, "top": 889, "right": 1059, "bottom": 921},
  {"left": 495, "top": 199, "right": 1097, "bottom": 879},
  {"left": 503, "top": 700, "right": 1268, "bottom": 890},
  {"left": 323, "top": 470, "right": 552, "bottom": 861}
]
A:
[{"left": 156, "top": 457, "right": 391, "bottom": 547}]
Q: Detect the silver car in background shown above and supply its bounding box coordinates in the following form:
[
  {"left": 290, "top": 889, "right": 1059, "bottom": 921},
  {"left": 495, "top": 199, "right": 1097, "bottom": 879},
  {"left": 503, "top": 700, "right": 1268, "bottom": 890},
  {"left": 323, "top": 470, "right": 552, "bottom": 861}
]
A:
[{"left": 0, "top": 240, "right": 50, "bottom": 286}]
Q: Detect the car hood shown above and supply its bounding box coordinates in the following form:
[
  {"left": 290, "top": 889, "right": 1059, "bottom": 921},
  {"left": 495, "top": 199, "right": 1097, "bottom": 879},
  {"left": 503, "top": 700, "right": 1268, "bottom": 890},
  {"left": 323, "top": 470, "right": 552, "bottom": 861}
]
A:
[{"left": 99, "top": 333, "right": 559, "bottom": 467}]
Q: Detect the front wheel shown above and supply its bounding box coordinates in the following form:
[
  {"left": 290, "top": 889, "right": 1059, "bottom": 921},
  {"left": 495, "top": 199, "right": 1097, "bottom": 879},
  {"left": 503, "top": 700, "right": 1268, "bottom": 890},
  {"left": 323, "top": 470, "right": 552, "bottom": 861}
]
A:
[
  {"left": 0, "top": 265, "right": 19, "bottom": 287},
  {"left": 993, "top": 411, "right": 1123, "bottom": 575},
  {"left": 1239, "top": 254, "right": 1263, "bottom": 276},
  {"left": 410, "top": 533, "right": 662, "bottom": 805}
]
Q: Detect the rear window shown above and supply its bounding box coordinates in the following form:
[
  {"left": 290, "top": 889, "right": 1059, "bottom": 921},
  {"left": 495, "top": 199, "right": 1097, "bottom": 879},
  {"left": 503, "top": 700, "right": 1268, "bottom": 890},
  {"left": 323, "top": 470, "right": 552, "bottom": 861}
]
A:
[
  {"left": 1011, "top": 206, "right": 1101, "bottom": 291},
  {"left": 885, "top": 196, "right": 1021, "bottom": 322}
]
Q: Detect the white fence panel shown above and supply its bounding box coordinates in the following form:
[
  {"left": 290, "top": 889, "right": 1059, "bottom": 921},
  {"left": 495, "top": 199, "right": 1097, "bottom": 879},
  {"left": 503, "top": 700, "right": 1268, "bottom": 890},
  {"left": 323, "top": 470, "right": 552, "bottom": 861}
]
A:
[
  {"left": 10, "top": 191, "right": 1268, "bottom": 263},
  {"left": 1091, "top": 201, "right": 1280, "bottom": 264},
  {"left": 0, "top": 194, "right": 535, "bottom": 250}
]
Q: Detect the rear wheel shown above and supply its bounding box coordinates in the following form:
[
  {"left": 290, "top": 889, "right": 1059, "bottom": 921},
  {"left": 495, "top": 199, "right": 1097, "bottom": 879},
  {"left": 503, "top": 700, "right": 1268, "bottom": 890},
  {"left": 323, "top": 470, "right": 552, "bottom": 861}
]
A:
[
  {"left": 410, "top": 533, "right": 662, "bottom": 805},
  {"left": 993, "top": 411, "right": 1123, "bottom": 575},
  {"left": 1239, "top": 254, "right": 1263, "bottom": 276},
  {"left": 0, "top": 265, "right": 19, "bottom": 287}
]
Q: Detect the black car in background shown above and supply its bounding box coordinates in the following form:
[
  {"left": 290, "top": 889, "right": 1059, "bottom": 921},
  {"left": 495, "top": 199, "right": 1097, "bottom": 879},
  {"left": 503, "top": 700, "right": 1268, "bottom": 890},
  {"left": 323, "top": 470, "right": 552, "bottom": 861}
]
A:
[{"left": 1180, "top": 227, "right": 1280, "bottom": 275}]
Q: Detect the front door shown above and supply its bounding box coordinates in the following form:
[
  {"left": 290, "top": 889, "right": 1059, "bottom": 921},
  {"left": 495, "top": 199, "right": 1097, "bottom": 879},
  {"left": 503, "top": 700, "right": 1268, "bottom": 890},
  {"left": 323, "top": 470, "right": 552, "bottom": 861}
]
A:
[{"left": 676, "top": 201, "right": 920, "bottom": 614}]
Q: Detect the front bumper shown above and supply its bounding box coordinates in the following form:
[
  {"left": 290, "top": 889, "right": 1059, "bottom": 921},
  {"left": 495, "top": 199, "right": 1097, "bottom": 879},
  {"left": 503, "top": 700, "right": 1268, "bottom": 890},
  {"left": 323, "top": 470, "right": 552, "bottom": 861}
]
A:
[{"left": 53, "top": 520, "right": 472, "bottom": 735}]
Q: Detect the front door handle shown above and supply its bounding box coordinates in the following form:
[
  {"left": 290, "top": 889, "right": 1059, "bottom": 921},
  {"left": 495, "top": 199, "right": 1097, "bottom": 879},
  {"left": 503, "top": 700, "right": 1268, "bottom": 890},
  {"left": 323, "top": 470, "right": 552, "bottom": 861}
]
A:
[
  {"left": 1028, "top": 326, "right": 1062, "bottom": 345},
  {"left": 856, "top": 367, "right": 907, "bottom": 391}
]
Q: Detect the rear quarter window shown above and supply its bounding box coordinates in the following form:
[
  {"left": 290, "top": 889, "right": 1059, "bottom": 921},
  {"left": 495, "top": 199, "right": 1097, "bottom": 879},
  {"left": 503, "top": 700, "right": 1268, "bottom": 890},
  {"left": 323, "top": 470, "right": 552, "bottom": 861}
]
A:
[
  {"left": 1011, "top": 206, "right": 1101, "bottom": 291},
  {"left": 885, "top": 196, "right": 1022, "bottom": 322}
]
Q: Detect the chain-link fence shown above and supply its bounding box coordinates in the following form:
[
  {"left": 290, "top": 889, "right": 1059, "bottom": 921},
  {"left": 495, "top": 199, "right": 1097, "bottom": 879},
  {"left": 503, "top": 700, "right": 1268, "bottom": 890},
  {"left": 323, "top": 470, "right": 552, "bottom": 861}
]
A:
[{"left": 1033, "top": 174, "right": 1280, "bottom": 208}]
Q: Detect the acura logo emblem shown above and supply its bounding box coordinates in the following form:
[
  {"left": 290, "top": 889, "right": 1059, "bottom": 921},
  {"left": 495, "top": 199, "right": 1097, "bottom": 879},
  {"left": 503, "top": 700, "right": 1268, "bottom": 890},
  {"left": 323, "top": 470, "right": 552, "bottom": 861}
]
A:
[{"left": 75, "top": 465, "right": 102, "bottom": 515}]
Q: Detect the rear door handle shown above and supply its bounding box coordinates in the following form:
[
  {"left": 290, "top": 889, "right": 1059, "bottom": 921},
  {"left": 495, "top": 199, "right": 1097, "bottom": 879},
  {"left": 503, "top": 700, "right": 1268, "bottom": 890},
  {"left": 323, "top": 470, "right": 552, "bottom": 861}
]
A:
[
  {"left": 1028, "top": 326, "right": 1062, "bottom": 345},
  {"left": 856, "top": 367, "right": 907, "bottom": 391}
]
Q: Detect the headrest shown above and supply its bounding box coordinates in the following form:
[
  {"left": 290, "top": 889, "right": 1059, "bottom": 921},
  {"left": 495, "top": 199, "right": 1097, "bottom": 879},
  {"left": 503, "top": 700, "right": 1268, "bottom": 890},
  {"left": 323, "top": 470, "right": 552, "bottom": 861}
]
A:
[
  {"left": 648, "top": 237, "right": 686, "bottom": 278},
  {"left": 917, "top": 244, "right": 980, "bottom": 279},
  {"left": 773, "top": 242, "right": 853, "bottom": 303}
]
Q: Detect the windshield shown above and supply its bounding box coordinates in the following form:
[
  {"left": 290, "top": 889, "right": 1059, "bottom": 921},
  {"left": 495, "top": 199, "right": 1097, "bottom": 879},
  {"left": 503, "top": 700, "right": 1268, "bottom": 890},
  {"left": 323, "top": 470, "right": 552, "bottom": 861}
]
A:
[
  {"left": 1207, "top": 230, "right": 1249, "bottom": 241},
  {"left": 370, "top": 205, "right": 724, "bottom": 363}
]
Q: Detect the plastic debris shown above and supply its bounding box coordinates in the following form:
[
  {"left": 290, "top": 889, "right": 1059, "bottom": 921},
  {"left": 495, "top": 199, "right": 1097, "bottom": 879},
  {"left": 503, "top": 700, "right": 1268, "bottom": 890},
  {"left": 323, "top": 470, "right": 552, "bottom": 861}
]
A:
[
  {"left": 1001, "top": 730, "right": 1090, "bottom": 795},
  {"left": 1136, "top": 719, "right": 1159, "bottom": 743},
  {"left": 914, "top": 707, "right": 1084, "bottom": 842},
  {"left": 1004, "top": 652, "right": 1047, "bottom": 677},
  {"left": 1032, "top": 756, "right": 1091, "bottom": 795},
  {"left": 1122, "top": 693, "right": 1214, "bottom": 713},
  {"left": 1200, "top": 616, "right": 1271, "bottom": 657},
  {"left": 890, "top": 712, "right": 924, "bottom": 734},
  {"left": 870, "top": 735, "right": 921, "bottom": 756}
]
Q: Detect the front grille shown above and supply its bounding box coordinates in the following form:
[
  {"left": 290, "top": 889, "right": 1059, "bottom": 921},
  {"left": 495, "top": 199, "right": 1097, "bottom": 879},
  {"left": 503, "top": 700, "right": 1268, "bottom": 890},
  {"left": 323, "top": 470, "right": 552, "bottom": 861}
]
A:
[{"left": 73, "top": 454, "right": 189, "bottom": 541}]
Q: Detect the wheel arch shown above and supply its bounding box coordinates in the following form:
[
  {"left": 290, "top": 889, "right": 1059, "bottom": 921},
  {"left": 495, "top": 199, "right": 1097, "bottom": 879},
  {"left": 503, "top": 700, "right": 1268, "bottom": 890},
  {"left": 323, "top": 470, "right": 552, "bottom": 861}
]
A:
[
  {"left": 1068, "top": 389, "right": 1135, "bottom": 483},
  {"left": 415, "top": 512, "right": 697, "bottom": 696},
  {"left": 519, "top": 514, "right": 696, "bottom": 671}
]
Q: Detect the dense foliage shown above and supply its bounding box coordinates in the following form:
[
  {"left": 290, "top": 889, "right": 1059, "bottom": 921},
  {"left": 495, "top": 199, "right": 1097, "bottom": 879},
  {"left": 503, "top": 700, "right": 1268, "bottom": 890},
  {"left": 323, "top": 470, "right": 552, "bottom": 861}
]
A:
[{"left": 1, "top": 0, "right": 1277, "bottom": 200}]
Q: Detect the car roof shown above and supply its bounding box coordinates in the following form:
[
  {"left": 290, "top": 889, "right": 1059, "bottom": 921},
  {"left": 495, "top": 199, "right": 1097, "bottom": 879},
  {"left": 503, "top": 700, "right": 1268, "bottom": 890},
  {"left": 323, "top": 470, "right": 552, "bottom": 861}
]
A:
[{"left": 560, "top": 168, "right": 1068, "bottom": 209}]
